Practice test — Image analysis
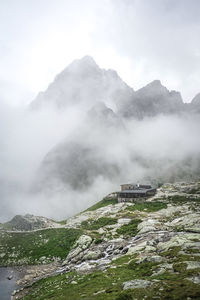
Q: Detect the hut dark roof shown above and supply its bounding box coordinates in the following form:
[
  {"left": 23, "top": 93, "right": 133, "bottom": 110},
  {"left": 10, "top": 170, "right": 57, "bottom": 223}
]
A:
[{"left": 119, "top": 188, "right": 156, "bottom": 194}]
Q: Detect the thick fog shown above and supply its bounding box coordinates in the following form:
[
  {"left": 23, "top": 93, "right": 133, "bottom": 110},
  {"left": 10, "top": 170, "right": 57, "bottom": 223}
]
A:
[
  {"left": 1, "top": 1, "right": 200, "bottom": 223},
  {"left": 1, "top": 70, "right": 200, "bottom": 222},
  {"left": 1, "top": 0, "right": 200, "bottom": 105}
]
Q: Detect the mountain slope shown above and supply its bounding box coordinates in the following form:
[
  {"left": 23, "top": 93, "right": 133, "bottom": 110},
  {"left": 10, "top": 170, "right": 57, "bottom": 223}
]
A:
[{"left": 5, "top": 181, "right": 200, "bottom": 300}]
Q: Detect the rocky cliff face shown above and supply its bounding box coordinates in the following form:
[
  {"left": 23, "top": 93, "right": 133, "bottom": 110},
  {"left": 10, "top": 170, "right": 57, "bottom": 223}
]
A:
[{"left": 2, "top": 181, "right": 200, "bottom": 299}]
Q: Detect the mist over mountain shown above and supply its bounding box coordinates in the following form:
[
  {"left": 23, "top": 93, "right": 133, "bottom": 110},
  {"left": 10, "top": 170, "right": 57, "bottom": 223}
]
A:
[
  {"left": 118, "top": 80, "right": 185, "bottom": 119},
  {"left": 31, "top": 56, "right": 133, "bottom": 111},
  {"left": 1, "top": 56, "right": 200, "bottom": 221}
]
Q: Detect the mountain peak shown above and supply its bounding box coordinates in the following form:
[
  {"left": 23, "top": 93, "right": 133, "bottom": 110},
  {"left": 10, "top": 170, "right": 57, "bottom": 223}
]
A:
[
  {"left": 80, "top": 55, "right": 97, "bottom": 64},
  {"left": 148, "top": 79, "right": 162, "bottom": 86},
  {"left": 136, "top": 79, "right": 168, "bottom": 97},
  {"left": 145, "top": 79, "right": 167, "bottom": 91},
  {"left": 31, "top": 56, "right": 133, "bottom": 110},
  {"left": 65, "top": 55, "right": 99, "bottom": 73}
]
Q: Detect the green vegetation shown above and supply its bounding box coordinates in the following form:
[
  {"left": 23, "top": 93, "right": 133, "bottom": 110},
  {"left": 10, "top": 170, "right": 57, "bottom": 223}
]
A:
[
  {"left": 159, "top": 246, "right": 200, "bottom": 265},
  {"left": 127, "top": 201, "right": 167, "bottom": 212},
  {"left": 160, "top": 246, "right": 182, "bottom": 259},
  {"left": 22, "top": 256, "right": 200, "bottom": 300},
  {"left": 112, "top": 255, "right": 137, "bottom": 266},
  {"left": 189, "top": 187, "right": 200, "bottom": 194},
  {"left": 21, "top": 259, "right": 158, "bottom": 300},
  {"left": 167, "top": 195, "right": 200, "bottom": 204},
  {"left": 81, "top": 217, "right": 117, "bottom": 230},
  {"left": 128, "top": 260, "right": 159, "bottom": 276},
  {"left": 0, "top": 228, "right": 82, "bottom": 266},
  {"left": 116, "top": 219, "right": 141, "bottom": 237},
  {"left": 85, "top": 197, "right": 118, "bottom": 212},
  {"left": 115, "top": 292, "right": 133, "bottom": 300},
  {"left": 94, "top": 238, "right": 103, "bottom": 244}
]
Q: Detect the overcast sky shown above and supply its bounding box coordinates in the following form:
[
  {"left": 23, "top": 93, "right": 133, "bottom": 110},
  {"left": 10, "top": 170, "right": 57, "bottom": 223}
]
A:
[{"left": 1, "top": 0, "right": 200, "bottom": 105}]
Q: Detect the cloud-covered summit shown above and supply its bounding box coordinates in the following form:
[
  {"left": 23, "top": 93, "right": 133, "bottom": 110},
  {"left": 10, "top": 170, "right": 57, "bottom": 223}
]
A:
[
  {"left": 31, "top": 56, "right": 133, "bottom": 111},
  {"left": 1, "top": 56, "right": 200, "bottom": 222},
  {"left": 31, "top": 56, "right": 200, "bottom": 119}
]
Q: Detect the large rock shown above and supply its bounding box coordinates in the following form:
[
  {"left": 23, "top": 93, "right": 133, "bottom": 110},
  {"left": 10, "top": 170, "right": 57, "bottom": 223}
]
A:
[
  {"left": 63, "top": 235, "right": 92, "bottom": 264},
  {"left": 186, "top": 261, "right": 200, "bottom": 270},
  {"left": 122, "top": 279, "right": 152, "bottom": 290},
  {"left": 75, "top": 262, "right": 97, "bottom": 273},
  {"left": 187, "top": 276, "right": 200, "bottom": 284},
  {"left": 169, "top": 213, "right": 200, "bottom": 232},
  {"left": 157, "top": 233, "right": 200, "bottom": 251},
  {"left": 127, "top": 241, "right": 148, "bottom": 255},
  {"left": 82, "top": 250, "right": 103, "bottom": 261},
  {"left": 137, "top": 219, "right": 161, "bottom": 234}
]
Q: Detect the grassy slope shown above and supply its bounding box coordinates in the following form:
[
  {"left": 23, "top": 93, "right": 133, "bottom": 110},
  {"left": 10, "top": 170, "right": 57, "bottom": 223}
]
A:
[
  {"left": 21, "top": 192, "right": 200, "bottom": 299},
  {"left": 23, "top": 253, "right": 200, "bottom": 300},
  {"left": 126, "top": 201, "right": 167, "bottom": 212},
  {"left": 0, "top": 228, "right": 82, "bottom": 266},
  {"left": 85, "top": 197, "right": 118, "bottom": 212},
  {"left": 3, "top": 189, "right": 200, "bottom": 298},
  {"left": 81, "top": 217, "right": 118, "bottom": 230}
]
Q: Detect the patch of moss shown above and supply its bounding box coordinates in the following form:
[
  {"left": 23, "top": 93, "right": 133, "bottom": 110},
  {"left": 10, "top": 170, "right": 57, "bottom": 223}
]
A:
[
  {"left": 127, "top": 202, "right": 167, "bottom": 212},
  {"left": 168, "top": 195, "right": 200, "bottom": 204},
  {"left": 112, "top": 255, "right": 137, "bottom": 266},
  {"left": 185, "top": 248, "right": 200, "bottom": 254},
  {"left": 116, "top": 219, "right": 141, "bottom": 237},
  {"left": 128, "top": 260, "right": 159, "bottom": 276},
  {"left": 81, "top": 217, "right": 117, "bottom": 230},
  {"left": 160, "top": 246, "right": 182, "bottom": 259},
  {"left": 95, "top": 238, "right": 103, "bottom": 245},
  {"left": 173, "top": 262, "right": 187, "bottom": 273},
  {"left": 85, "top": 197, "right": 118, "bottom": 212},
  {"left": 160, "top": 246, "right": 200, "bottom": 263},
  {"left": 189, "top": 188, "right": 200, "bottom": 194},
  {"left": 115, "top": 291, "right": 133, "bottom": 300}
]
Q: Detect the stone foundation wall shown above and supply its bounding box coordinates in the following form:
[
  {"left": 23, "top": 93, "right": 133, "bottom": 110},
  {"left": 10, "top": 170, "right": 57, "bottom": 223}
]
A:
[{"left": 118, "top": 197, "right": 147, "bottom": 203}]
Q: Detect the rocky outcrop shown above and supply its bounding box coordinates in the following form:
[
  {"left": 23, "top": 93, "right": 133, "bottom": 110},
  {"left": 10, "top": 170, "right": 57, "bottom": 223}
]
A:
[
  {"left": 62, "top": 235, "right": 92, "bottom": 265},
  {"left": 1, "top": 214, "right": 60, "bottom": 231},
  {"left": 122, "top": 279, "right": 153, "bottom": 290}
]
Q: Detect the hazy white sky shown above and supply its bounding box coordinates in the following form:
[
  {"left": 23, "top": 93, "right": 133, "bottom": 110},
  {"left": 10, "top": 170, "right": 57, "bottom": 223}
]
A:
[{"left": 1, "top": 0, "right": 200, "bottom": 105}]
